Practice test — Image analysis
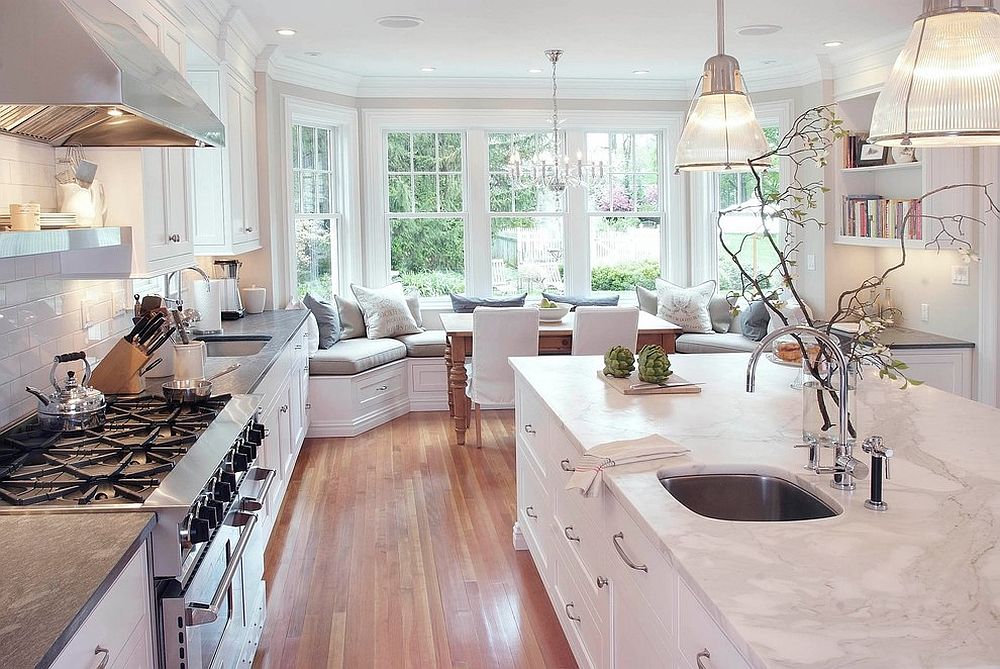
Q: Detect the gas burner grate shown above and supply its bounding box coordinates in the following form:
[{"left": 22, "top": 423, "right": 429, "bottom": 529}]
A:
[{"left": 0, "top": 394, "right": 231, "bottom": 507}]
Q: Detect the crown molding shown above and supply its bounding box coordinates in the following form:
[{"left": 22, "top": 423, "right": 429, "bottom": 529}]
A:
[
  {"left": 825, "top": 29, "right": 910, "bottom": 100},
  {"left": 260, "top": 51, "right": 363, "bottom": 97}
]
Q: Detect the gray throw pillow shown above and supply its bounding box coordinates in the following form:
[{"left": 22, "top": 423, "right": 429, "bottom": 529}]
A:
[
  {"left": 741, "top": 300, "right": 771, "bottom": 342},
  {"left": 635, "top": 285, "right": 657, "bottom": 315},
  {"left": 449, "top": 293, "right": 527, "bottom": 313},
  {"left": 541, "top": 292, "right": 619, "bottom": 311},
  {"left": 708, "top": 294, "right": 736, "bottom": 334},
  {"left": 303, "top": 293, "right": 341, "bottom": 349},
  {"left": 335, "top": 294, "right": 366, "bottom": 340}
]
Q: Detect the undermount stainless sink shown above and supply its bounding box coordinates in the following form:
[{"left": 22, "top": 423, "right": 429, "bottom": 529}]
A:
[
  {"left": 660, "top": 473, "right": 840, "bottom": 522},
  {"left": 194, "top": 334, "right": 271, "bottom": 357}
]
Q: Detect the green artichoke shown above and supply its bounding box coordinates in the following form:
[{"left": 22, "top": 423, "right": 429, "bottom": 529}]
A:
[
  {"left": 603, "top": 345, "right": 635, "bottom": 378},
  {"left": 638, "top": 345, "right": 672, "bottom": 384}
]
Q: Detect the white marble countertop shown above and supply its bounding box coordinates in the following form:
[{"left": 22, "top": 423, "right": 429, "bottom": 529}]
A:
[{"left": 510, "top": 353, "right": 1000, "bottom": 669}]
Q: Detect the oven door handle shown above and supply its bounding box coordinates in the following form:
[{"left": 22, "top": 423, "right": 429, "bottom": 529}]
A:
[
  {"left": 185, "top": 510, "right": 258, "bottom": 627},
  {"left": 240, "top": 467, "right": 276, "bottom": 512}
]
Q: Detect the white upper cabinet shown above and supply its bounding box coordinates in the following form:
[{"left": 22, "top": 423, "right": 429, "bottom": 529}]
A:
[{"left": 188, "top": 58, "right": 262, "bottom": 257}]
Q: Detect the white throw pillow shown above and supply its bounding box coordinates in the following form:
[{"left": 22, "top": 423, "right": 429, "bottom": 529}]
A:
[
  {"left": 305, "top": 312, "right": 320, "bottom": 355},
  {"left": 655, "top": 278, "right": 716, "bottom": 334},
  {"left": 351, "top": 283, "right": 423, "bottom": 339}
]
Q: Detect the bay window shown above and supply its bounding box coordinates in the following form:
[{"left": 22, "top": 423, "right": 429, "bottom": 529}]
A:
[
  {"left": 292, "top": 123, "right": 339, "bottom": 300},
  {"left": 386, "top": 131, "right": 466, "bottom": 296}
]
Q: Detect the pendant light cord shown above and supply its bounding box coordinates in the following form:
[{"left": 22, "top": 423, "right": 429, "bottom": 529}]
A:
[
  {"left": 717, "top": 0, "right": 725, "bottom": 55},
  {"left": 551, "top": 53, "right": 560, "bottom": 157}
]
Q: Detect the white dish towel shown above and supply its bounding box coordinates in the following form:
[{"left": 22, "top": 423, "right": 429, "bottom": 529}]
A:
[{"left": 566, "top": 434, "right": 690, "bottom": 497}]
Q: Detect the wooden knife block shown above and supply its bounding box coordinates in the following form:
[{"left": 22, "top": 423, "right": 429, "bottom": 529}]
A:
[{"left": 89, "top": 338, "right": 149, "bottom": 394}]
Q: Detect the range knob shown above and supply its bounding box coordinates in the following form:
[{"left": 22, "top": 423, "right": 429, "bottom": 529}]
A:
[
  {"left": 212, "top": 478, "right": 233, "bottom": 503},
  {"left": 198, "top": 501, "right": 221, "bottom": 528},
  {"left": 238, "top": 439, "right": 257, "bottom": 462},
  {"left": 186, "top": 516, "right": 212, "bottom": 545},
  {"left": 227, "top": 449, "right": 250, "bottom": 473},
  {"left": 246, "top": 424, "right": 265, "bottom": 445}
]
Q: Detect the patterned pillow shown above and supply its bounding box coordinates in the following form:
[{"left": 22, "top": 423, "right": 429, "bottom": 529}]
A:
[
  {"left": 655, "top": 278, "right": 716, "bottom": 334},
  {"left": 351, "top": 283, "right": 423, "bottom": 339}
]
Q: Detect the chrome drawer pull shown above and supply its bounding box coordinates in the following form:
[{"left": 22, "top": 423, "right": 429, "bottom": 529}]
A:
[
  {"left": 563, "top": 526, "right": 580, "bottom": 542},
  {"left": 94, "top": 646, "right": 110, "bottom": 669},
  {"left": 612, "top": 532, "right": 648, "bottom": 572},
  {"left": 696, "top": 649, "right": 714, "bottom": 669},
  {"left": 525, "top": 506, "right": 538, "bottom": 519},
  {"left": 168, "top": 233, "right": 181, "bottom": 242},
  {"left": 305, "top": 403, "right": 311, "bottom": 410},
  {"left": 596, "top": 576, "right": 608, "bottom": 589},
  {"left": 523, "top": 424, "right": 536, "bottom": 434},
  {"left": 565, "top": 603, "right": 581, "bottom": 622},
  {"left": 560, "top": 459, "right": 575, "bottom": 472},
  {"left": 376, "top": 385, "right": 388, "bottom": 392},
  {"left": 280, "top": 404, "right": 289, "bottom": 413}
]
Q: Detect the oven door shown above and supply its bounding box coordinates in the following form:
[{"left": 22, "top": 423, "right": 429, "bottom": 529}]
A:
[{"left": 160, "top": 510, "right": 258, "bottom": 669}]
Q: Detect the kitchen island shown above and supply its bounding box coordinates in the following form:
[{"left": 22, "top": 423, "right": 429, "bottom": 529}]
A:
[{"left": 510, "top": 353, "right": 1000, "bottom": 668}]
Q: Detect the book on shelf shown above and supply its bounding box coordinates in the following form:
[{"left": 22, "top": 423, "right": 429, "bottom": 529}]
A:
[
  {"left": 841, "top": 195, "right": 923, "bottom": 241},
  {"left": 843, "top": 133, "right": 865, "bottom": 169}
]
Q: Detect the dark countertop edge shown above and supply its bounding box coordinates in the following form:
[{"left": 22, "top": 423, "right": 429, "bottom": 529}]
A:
[
  {"left": 35, "top": 512, "right": 156, "bottom": 669},
  {"left": 242, "top": 311, "right": 310, "bottom": 393},
  {"left": 887, "top": 341, "right": 975, "bottom": 350}
]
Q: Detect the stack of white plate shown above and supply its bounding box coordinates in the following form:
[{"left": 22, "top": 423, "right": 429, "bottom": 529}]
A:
[{"left": 0, "top": 212, "right": 81, "bottom": 229}]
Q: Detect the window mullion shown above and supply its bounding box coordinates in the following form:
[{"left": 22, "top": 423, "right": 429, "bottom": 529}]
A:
[
  {"left": 466, "top": 130, "right": 490, "bottom": 296},
  {"left": 563, "top": 128, "right": 588, "bottom": 295}
]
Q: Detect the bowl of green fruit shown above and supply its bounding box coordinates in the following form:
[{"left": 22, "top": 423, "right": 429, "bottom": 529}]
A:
[{"left": 538, "top": 297, "right": 570, "bottom": 322}]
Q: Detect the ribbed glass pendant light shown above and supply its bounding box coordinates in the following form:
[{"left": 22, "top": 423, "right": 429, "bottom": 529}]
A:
[
  {"left": 869, "top": 0, "right": 1000, "bottom": 147},
  {"left": 674, "top": 0, "right": 770, "bottom": 172}
]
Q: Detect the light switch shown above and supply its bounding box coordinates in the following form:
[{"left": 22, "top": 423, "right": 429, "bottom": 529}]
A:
[
  {"left": 920, "top": 303, "right": 930, "bottom": 322},
  {"left": 952, "top": 265, "right": 970, "bottom": 286},
  {"left": 806, "top": 254, "right": 816, "bottom": 271}
]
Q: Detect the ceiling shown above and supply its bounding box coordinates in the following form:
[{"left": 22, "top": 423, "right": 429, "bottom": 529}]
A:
[{"left": 232, "top": 0, "right": 918, "bottom": 84}]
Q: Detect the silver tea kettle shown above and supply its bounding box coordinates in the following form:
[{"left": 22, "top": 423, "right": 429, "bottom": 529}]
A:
[{"left": 25, "top": 352, "right": 107, "bottom": 432}]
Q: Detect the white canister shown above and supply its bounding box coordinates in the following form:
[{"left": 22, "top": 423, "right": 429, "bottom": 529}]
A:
[
  {"left": 241, "top": 285, "right": 266, "bottom": 314},
  {"left": 173, "top": 341, "right": 207, "bottom": 380},
  {"left": 191, "top": 279, "right": 223, "bottom": 334}
]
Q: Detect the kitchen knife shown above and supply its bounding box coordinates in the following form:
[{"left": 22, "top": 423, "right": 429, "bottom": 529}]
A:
[
  {"left": 139, "top": 295, "right": 164, "bottom": 317},
  {"left": 171, "top": 309, "right": 190, "bottom": 345},
  {"left": 135, "top": 315, "right": 166, "bottom": 347},
  {"left": 139, "top": 357, "right": 163, "bottom": 377},
  {"left": 143, "top": 326, "right": 176, "bottom": 358},
  {"left": 628, "top": 381, "right": 704, "bottom": 390},
  {"left": 125, "top": 316, "right": 149, "bottom": 343}
]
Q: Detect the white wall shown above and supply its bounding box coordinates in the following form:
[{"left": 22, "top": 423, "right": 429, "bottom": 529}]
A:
[{"left": 0, "top": 135, "right": 160, "bottom": 427}]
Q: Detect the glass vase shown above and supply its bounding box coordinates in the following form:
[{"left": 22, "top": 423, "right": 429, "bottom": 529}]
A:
[{"left": 801, "top": 356, "right": 858, "bottom": 450}]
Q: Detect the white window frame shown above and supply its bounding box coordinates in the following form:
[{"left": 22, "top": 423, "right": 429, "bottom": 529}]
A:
[
  {"left": 282, "top": 96, "right": 361, "bottom": 300},
  {"left": 362, "top": 108, "right": 685, "bottom": 306},
  {"left": 688, "top": 100, "right": 794, "bottom": 286}
]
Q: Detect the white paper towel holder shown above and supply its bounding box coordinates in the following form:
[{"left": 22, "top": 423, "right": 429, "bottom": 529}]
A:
[{"left": 190, "top": 279, "right": 224, "bottom": 335}]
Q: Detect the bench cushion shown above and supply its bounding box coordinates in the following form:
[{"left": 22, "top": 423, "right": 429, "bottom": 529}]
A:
[
  {"left": 675, "top": 332, "right": 758, "bottom": 354},
  {"left": 395, "top": 330, "right": 446, "bottom": 358},
  {"left": 309, "top": 338, "right": 407, "bottom": 375}
]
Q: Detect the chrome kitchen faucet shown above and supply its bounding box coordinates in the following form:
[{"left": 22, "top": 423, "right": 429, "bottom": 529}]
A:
[{"left": 747, "top": 325, "right": 868, "bottom": 491}]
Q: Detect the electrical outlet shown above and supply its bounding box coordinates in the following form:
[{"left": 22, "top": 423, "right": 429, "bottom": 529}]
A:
[
  {"left": 920, "top": 303, "right": 930, "bottom": 322},
  {"left": 952, "top": 265, "right": 970, "bottom": 286},
  {"left": 806, "top": 254, "right": 816, "bottom": 271}
]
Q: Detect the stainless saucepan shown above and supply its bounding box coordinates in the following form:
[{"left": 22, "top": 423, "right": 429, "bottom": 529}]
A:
[{"left": 162, "top": 364, "right": 240, "bottom": 405}]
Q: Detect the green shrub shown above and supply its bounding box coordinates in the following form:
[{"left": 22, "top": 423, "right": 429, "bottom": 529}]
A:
[
  {"left": 591, "top": 260, "right": 659, "bottom": 292},
  {"left": 398, "top": 270, "right": 465, "bottom": 297}
]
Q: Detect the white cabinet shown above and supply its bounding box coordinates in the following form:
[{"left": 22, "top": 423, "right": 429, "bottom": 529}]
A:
[
  {"left": 187, "top": 65, "right": 261, "bottom": 257},
  {"left": 891, "top": 347, "right": 975, "bottom": 399},
  {"left": 514, "top": 378, "right": 754, "bottom": 669},
  {"left": 50, "top": 540, "right": 154, "bottom": 669}
]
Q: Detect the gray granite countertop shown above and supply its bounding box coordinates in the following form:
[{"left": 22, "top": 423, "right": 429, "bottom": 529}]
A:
[
  {"left": 0, "top": 513, "right": 155, "bottom": 669},
  {"left": 833, "top": 324, "right": 975, "bottom": 349}
]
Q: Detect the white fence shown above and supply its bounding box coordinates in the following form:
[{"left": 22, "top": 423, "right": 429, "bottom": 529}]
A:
[{"left": 493, "top": 227, "right": 659, "bottom": 266}]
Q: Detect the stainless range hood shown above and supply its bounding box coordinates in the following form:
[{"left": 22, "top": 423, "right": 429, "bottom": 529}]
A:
[{"left": 0, "top": 0, "right": 224, "bottom": 148}]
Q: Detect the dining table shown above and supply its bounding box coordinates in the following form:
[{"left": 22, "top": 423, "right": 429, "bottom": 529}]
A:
[{"left": 439, "top": 310, "right": 683, "bottom": 445}]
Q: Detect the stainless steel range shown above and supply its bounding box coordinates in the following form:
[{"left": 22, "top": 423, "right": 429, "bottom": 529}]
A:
[{"left": 0, "top": 393, "right": 274, "bottom": 669}]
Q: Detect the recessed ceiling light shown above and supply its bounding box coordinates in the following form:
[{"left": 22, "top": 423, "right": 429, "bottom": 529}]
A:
[
  {"left": 376, "top": 15, "right": 424, "bottom": 29},
  {"left": 276, "top": 28, "right": 297, "bottom": 36},
  {"left": 632, "top": 69, "right": 650, "bottom": 75},
  {"left": 736, "top": 24, "right": 783, "bottom": 36},
  {"left": 528, "top": 68, "right": 543, "bottom": 74},
  {"left": 823, "top": 40, "right": 844, "bottom": 47},
  {"left": 304, "top": 51, "right": 321, "bottom": 57},
  {"left": 421, "top": 66, "right": 437, "bottom": 72},
  {"left": 762, "top": 58, "right": 778, "bottom": 65}
]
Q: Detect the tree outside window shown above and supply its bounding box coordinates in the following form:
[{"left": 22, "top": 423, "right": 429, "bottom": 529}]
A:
[
  {"left": 387, "top": 132, "right": 466, "bottom": 297},
  {"left": 717, "top": 125, "right": 782, "bottom": 293},
  {"left": 586, "top": 132, "right": 662, "bottom": 293},
  {"left": 293, "top": 124, "right": 338, "bottom": 300}
]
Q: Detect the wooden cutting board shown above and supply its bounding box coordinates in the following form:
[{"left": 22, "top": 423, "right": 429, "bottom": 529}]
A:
[{"left": 598, "top": 371, "right": 702, "bottom": 395}]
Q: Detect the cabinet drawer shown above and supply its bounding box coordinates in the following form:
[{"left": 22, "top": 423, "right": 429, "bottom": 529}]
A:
[
  {"left": 357, "top": 364, "right": 406, "bottom": 407},
  {"left": 678, "top": 580, "right": 751, "bottom": 669},
  {"left": 554, "top": 553, "right": 604, "bottom": 669},
  {"left": 51, "top": 542, "right": 152, "bottom": 669},
  {"left": 549, "top": 419, "right": 584, "bottom": 483},
  {"left": 604, "top": 493, "right": 677, "bottom": 640},
  {"left": 517, "top": 443, "right": 551, "bottom": 575},
  {"left": 553, "top": 488, "right": 607, "bottom": 621},
  {"left": 514, "top": 385, "right": 548, "bottom": 454}
]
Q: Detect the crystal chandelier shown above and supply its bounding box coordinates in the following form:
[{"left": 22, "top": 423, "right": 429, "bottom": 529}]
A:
[
  {"left": 508, "top": 50, "right": 604, "bottom": 192},
  {"left": 869, "top": 0, "right": 1000, "bottom": 147},
  {"left": 674, "top": 0, "right": 770, "bottom": 172}
]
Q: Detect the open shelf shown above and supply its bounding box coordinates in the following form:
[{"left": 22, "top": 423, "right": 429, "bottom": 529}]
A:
[
  {"left": 0, "top": 227, "right": 132, "bottom": 259},
  {"left": 833, "top": 236, "right": 927, "bottom": 249},
  {"left": 841, "top": 162, "right": 921, "bottom": 174}
]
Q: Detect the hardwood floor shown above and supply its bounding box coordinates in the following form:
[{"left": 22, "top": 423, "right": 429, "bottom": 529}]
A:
[{"left": 253, "top": 410, "right": 577, "bottom": 669}]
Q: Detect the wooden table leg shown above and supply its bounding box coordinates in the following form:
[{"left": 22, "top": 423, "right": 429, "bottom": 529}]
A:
[
  {"left": 449, "top": 335, "right": 469, "bottom": 445},
  {"left": 444, "top": 337, "right": 455, "bottom": 418}
]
